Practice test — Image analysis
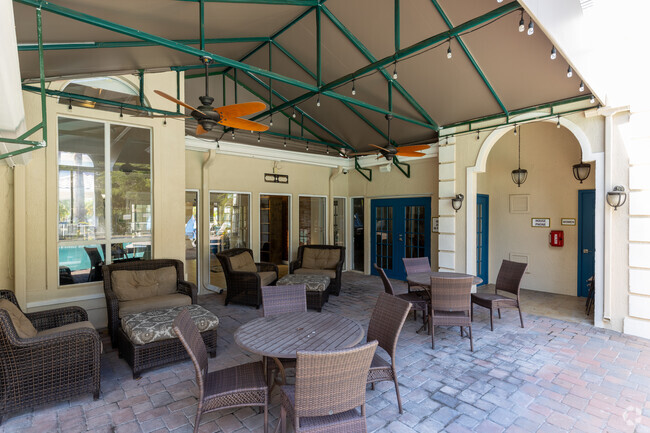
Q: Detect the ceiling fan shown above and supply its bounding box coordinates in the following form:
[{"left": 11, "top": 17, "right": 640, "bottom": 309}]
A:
[
  {"left": 152, "top": 62, "right": 269, "bottom": 136},
  {"left": 347, "top": 114, "right": 428, "bottom": 160}
]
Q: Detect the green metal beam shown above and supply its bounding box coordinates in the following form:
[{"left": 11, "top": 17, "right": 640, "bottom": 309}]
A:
[
  {"left": 17, "top": 122, "right": 43, "bottom": 141},
  {"left": 316, "top": 3, "right": 322, "bottom": 87},
  {"left": 22, "top": 85, "right": 181, "bottom": 117},
  {"left": 430, "top": 0, "right": 508, "bottom": 118},
  {"left": 199, "top": 0, "right": 205, "bottom": 50},
  {"left": 394, "top": 0, "right": 400, "bottom": 52},
  {"left": 260, "top": 130, "right": 339, "bottom": 147},
  {"left": 17, "top": 37, "right": 269, "bottom": 51},
  {"left": 177, "top": 0, "right": 319, "bottom": 4},
  {"left": 272, "top": 41, "right": 317, "bottom": 80},
  {"left": 322, "top": 6, "right": 435, "bottom": 126},
  {"left": 354, "top": 158, "right": 372, "bottom": 181},
  {"left": 392, "top": 156, "right": 410, "bottom": 178},
  {"left": 37, "top": 7, "right": 47, "bottom": 146},
  {"left": 138, "top": 70, "right": 145, "bottom": 106},
  {"left": 0, "top": 142, "right": 46, "bottom": 161}
]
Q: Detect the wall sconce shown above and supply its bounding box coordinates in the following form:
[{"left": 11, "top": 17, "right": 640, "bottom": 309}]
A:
[
  {"left": 451, "top": 194, "right": 464, "bottom": 212},
  {"left": 606, "top": 186, "right": 627, "bottom": 210}
]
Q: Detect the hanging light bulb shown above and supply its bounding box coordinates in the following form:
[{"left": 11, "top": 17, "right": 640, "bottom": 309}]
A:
[
  {"left": 590, "top": 95, "right": 595, "bottom": 104},
  {"left": 283, "top": 140, "right": 287, "bottom": 148},
  {"left": 550, "top": 46, "right": 557, "bottom": 60},
  {"left": 567, "top": 66, "right": 573, "bottom": 78},
  {"left": 579, "top": 81, "right": 585, "bottom": 92},
  {"left": 292, "top": 106, "right": 296, "bottom": 118},
  {"left": 68, "top": 98, "right": 72, "bottom": 111},
  {"left": 527, "top": 19, "right": 534, "bottom": 35},
  {"left": 497, "top": 0, "right": 503, "bottom": 2},
  {"left": 476, "top": 130, "right": 480, "bottom": 140},
  {"left": 447, "top": 40, "right": 452, "bottom": 59},
  {"left": 269, "top": 115, "right": 273, "bottom": 127},
  {"left": 163, "top": 118, "right": 167, "bottom": 126},
  {"left": 120, "top": 105, "right": 124, "bottom": 118},
  {"left": 257, "top": 133, "right": 261, "bottom": 143},
  {"left": 556, "top": 116, "right": 561, "bottom": 129},
  {"left": 514, "top": 124, "right": 518, "bottom": 136},
  {"left": 327, "top": 147, "right": 330, "bottom": 155},
  {"left": 231, "top": 130, "right": 235, "bottom": 139},
  {"left": 316, "top": 95, "right": 321, "bottom": 107},
  {"left": 392, "top": 62, "right": 398, "bottom": 80},
  {"left": 306, "top": 143, "right": 309, "bottom": 151},
  {"left": 352, "top": 79, "right": 356, "bottom": 96},
  {"left": 518, "top": 12, "right": 525, "bottom": 32}
]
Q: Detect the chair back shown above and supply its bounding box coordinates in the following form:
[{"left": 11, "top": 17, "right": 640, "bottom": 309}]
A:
[
  {"left": 294, "top": 340, "right": 378, "bottom": 418},
  {"left": 373, "top": 264, "right": 395, "bottom": 296},
  {"left": 173, "top": 309, "right": 208, "bottom": 400},
  {"left": 429, "top": 276, "right": 473, "bottom": 312},
  {"left": 84, "top": 247, "right": 104, "bottom": 267},
  {"left": 0, "top": 290, "right": 20, "bottom": 310},
  {"left": 261, "top": 284, "right": 307, "bottom": 317},
  {"left": 367, "top": 293, "right": 411, "bottom": 357},
  {"left": 495, "top": 260, "right": 527, "bottom": 296},
  {"left": 402, "top": 257, "right": 430, "bottom": 275}
]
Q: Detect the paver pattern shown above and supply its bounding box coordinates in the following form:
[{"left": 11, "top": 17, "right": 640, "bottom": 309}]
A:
[{"left": 2, "top": 272, "right": 650, "bottom": 432}]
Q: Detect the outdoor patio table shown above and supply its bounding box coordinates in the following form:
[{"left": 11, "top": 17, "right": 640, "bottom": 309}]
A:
[
  {"left": 234, "top": 311, "right": 364, "bottom": 386},
  {"left": 407, "top": 271, "right": 483, "bottom": 288}
]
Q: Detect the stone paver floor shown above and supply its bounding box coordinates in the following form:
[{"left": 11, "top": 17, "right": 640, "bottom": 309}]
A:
[{"left": 2, "top": 272, "right": 650, "bottom": 432}]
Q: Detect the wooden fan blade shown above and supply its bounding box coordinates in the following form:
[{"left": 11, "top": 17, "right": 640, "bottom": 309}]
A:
[
  {"left": 346, "top": 151, "right": 378, "bottom": 157},
  {"left": 218, "top": 117, "right": 269, "bottom": 132},
  {"left": 397, "top": 144, "right": 429, "bottom": 152},
  {"left": 395, "top": 150, "right": 426, "bottom": 157},
  {"left": 136, "top": 114, "right": 190, "bottom": 118},
  {"left": 154, "top": 90, "right": 199, "bottom": 112},
  {"left": 215, "top": 102, "right": 266, "bottom": 118},
  {"left": 196, "top": 124, "right": 208, "bottom": 135},
  {"left": 367, "top": 143, "right": 387, "bottom": 151}
]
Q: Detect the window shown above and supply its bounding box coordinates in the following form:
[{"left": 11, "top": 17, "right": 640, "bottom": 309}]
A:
[
  {"left": 58, "top": 117, "right": 152, "bottom": 285},
  {"left": 333, "top": 197, "right": 346, "bottom": 248},
  {"left": 210, "top": 192, "right": 250, "bottom": 288},
  {"left": 58, "top": 77, "right": 147, "bottom": 114},
  {"left": 299, "top": 196, "right": 326, "bottom": 245}
]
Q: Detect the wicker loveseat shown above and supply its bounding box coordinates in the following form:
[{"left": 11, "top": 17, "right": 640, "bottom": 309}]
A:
[
  {"left": 290, "top": 245, "right": 345, "bottom": 296},
  {"left": 216, "top": 248, "right": 279, "bottom": 308},
  {"left": 0, "top": 290, "right": 101, "bottom": 425},
  {"left": 102, "top": 259, "right": 197, "bottom": 347}
]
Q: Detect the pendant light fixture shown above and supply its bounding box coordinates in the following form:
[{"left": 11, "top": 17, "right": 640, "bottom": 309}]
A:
[
  {"left": 572, "top": 147, "right": 591, "bottom": 183},
  {"left": 511, "top": 125, "right": 528, "bottom": 187}
]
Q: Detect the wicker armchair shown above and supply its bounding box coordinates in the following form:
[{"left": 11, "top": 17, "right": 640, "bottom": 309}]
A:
[
  {"left": 471, "top": 259, "right": 527, "bottom": 331},
  {"left": 290, "top": 245, "right": 345, "bottom": 296},
  {"left": 217, "top": 248, "right": 279, "bottom": 308},
  {"left": 172, "top": 309, "right": 268, "bottom": 433},
  {"left": 429, "top": 276, "right": 474, "bottom": 351},
  {"left": 279, "top": 340, "right": 378, "bottom": 433},
  {"left": 366, "top": 292, "right": 412, "bottom": 414},
  {"left": 102, "top": 259, "right": 197, "bottom": 347},
  {"left": 402, "top": 257, "right": 431, "bottom": 294},
  {"left": 0, "top": 290, "right": 101, "bottom": 425},
  {"left": 375, "top": 264, "right": 428, "bottom": 326}
]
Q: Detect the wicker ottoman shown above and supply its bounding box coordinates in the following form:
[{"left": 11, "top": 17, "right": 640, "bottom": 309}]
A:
[
  {"left": 277, "top": 274, "right": 330, "bottom": 312},
  {"left": 118, "top": 305, "right": 219, "bottom": 378}
]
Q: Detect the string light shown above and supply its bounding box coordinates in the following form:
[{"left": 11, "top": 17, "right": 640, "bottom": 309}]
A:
[
  {"left": 590, "top": 95, "right": 595, "bottom": 104},
  {"left": 352, "top": 79, "right": 356, "bottom": 96},
  {"left": 567, "top": 66, "right": 573, "bottom": 78},
  {"left": 556, "top": 115, "right": 561, "bottom": 128},
  {"left": 327, "top": 147, "right": 330, "bottom": 155},
  {"left": 550, "top": 46, "right": 557, "bottom": 60},
  {"left": 269, "top": 115, "right": 273, "bottom": 127},
  {"left": 527, "top": 19, "right": 534, "bottom": 36},
  {"left": 283, "top": 140, "right": 287, "bottom": 148},
  {"left": 163, "top": 118, "right": 167, "bottom": 126},
  {"left": 231, "top": 131, "right": 235, "bottom": 139},
  {"left": 392, "top": 62, "right": 398, "bottom": 80},
  {"left": 514, "top": 124, "right": 517, "bottom": 135},
  {"left": 518, "top": 12, "right": 525, "bottom": 32},
  {"left": 316, "top": 95, "right": 321, "bottom": 107},
  {"left": 447, "top": 40, "right": 452, "bottom": 59},
  {"left": 476, "top": 130, "right": 480, "bottom": 140},
  {"left": 579, "top": 81, "right": 585, "bottom": 92},
  {"left": 119, "top": 105, "right": 123, "bottom": 118},
  {"left": 292, "top": 106, "right": 296, "bottom": 118},
  {"left": 68, "top": 98, "right": 72, "bottom": 111},
  {"left": 257, "top": 133, "right": 261, "bottom": 143},
  {"left": 306, "top": 143, "right": 309, "bottom": 151}
]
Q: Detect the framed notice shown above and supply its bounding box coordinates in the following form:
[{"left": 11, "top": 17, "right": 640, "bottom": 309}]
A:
[
  {"left": 561, "top": 218, "right": 576, "bottom": 226},
  {"left": 432, "top": 217, "right": 439, "bottom": 233},
  {"left": 531, "top": 218, "right": 550, "bottom": 227}
]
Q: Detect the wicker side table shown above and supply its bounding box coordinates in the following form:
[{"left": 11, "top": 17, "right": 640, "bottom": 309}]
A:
[
  {"left": 118, "top": 305, "right": 218, "bottom": 378},
  {"left": 276, "top": 274, "right": 330, "bottom": 312}
]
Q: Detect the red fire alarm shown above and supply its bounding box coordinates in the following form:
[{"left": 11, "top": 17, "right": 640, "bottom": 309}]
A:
[{"left": 550, "top": 230, "right": 564, "bottom": 247}]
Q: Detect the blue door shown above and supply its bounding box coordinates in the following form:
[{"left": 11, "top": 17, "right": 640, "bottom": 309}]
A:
[
  {"left": 371, "top": 197, "right": 431, "bottom": 280},
  {"left": 476, "top": 194, "right": 489, "bottom": 286},
  {"left": 578, "top": 190, "right": 595, "bottom": 297}
]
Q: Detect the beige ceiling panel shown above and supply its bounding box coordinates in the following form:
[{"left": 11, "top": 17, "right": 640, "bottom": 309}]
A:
[
  {"left": 398, "top": 0, "right": 449, "bottom": 48},
  {"left": 435, "top": 0, "right": 502, "bottom": 28}
]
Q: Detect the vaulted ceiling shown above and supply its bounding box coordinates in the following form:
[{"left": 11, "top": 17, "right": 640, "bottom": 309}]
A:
[{"left": 13, "top": 0, "right": 593, "bottom": 156}]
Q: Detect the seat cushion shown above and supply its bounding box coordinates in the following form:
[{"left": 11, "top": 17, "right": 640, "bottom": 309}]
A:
[
  {"left": 0, "top": 299, "right": 37, "bottom": 339},
  {"left": 229, "top": 252, "right": 257, "bottom": 273},
  {"left": 293, "top": 268, "right": 337, "bottom": 279},
  {"left": 38, "top": 320, "right": 96, "bottom": 337},
  {"left": 302, "top": 248, "right": 341, "bottom": 270},
  {"left": 121, "top": 304, "right": 219, "bottom": 345},
  {"left": 278, "top": 274, "right": 330, "bottom": 292},
  {"left": 118, "top": 293, "right": 191, "bottom": 318},
  {"left": 111, "top": 266, "right": 178, "bottom": 301},
  {"left": 259, "top": 271, "right": 278, "bottom": 286}
]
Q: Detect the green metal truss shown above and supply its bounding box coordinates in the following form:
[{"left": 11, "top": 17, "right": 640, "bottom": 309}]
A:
[
  {"left": 17, "top": 37, "right": 270, "bottom": 51},
  {"left": 354, "top": 158, "right": 372, "bottom": 181}
]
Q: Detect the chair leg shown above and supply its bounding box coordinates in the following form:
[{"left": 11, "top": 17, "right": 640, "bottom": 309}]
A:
[
  {"left": 489, "top": 307, "right": 494, "bottom": 331},
  {"left": 431, "top": 323, "right": 435, "bottom": 349},
  {"left": 193, "top": 412, "right": 201, "bottom": 433},
  {"left": 460, "top": 326, "right": 463, "bottom": 337},
  {"left": 280, "top": 405, "right": 287, "bottom": 433},
  {"left": 471, "top": 302, "right": 474, "bottom": 321},
  {"left": 498, "top": 308, "right": 501, "bottom": 319},
  {"left": 393, "top": 371, "right": 403, "bottom": 414},
  {"left": 468, "top": 326, "right": 473, "bottom": 352},
  {"left": 263, "top": 400, "right": 268, "bottom": 433},
  {"left": 518, "top": 305, "right": 525, "bottom": 328}
]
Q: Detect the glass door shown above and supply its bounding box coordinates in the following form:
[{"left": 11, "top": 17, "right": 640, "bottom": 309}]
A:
[
  {"left": 351, "top": 197, "right": 364, "bottom": 271},
  {"left": 260, "top": 195, "right": 289, "bottom": 264},
  {"left": 333, "top": 197, "right": 346, "bottom": 248},
  {"left": 185, "top": 191, "right": 198, "bottom": 285},
  {"left": 299, "top": 196, "right": 326, "bottom": 245}
]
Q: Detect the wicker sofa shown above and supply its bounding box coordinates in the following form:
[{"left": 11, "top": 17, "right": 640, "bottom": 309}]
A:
[
  {"left": 289, "top": 245, "right": 345, "bottom": 296},
  {"left": 102, "top": 259, "right": 197, "bottom": 348},
  {"left": 0, "top": 290, "right": 101, "bottom": 425},
  {"left": 217, "top": 248, "right": 279, "bottom": 308}
]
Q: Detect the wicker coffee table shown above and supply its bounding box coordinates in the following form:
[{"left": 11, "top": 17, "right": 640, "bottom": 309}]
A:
[
  {"left": 276, "top": 274, "right": 330, "bottom": 311},
  {"left": 118, "top": 304, "right": 219, "bottom": 378}
]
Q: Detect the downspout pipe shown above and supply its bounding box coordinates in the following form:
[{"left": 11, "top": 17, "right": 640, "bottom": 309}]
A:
[
  {"left": 328, "top": 166, "right": 343, "bottom": 244},
  {"left": 200, "top": 148, "right": 219, "bottom": 295}
]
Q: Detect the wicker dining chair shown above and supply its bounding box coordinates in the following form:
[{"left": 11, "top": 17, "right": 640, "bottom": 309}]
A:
[
  {"left": 471, "top": 259, "right": 527, "bottom": 331},
  {"left": 261, "top": 284, "right": 307, "bottom": 317},
  {"left": 402, "top": 257, "right": 431, "bottom": 294},
  {"left": 172, "top": 309, "right": 268, "bottom": 433},
  {"left": 429, "top": 276, "right": 474, "bottom": 351},
  {"left": 374, "top": 264, "right": 428, "bottom": 325},
  {"left": 279, "top": 340, "right": 378, "bottom": 433},
  {"left": 366, "top": 292, "right": 412, "bottom": 414}
]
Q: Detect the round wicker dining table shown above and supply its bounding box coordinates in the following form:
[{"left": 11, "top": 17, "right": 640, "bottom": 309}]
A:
[{"left": 407, "top": 271, "right": 483, "bottom": 287}]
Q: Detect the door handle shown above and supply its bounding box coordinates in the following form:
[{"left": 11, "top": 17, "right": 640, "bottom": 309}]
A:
[
  {"left": 398, "top": 234, "right": 403, "bottom": 242},
  {"left": 583, "top": 249, "right": 591, "bottom": 253}
]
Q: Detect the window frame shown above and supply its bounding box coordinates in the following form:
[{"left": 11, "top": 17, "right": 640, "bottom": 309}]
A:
[{"left": 298, "top": 194, "right": 328, "bottom": 246}]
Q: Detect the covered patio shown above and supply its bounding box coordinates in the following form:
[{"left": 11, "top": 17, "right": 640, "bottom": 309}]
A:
[{"left": 1, "top": 273, "right": 648, "bottom": 433}]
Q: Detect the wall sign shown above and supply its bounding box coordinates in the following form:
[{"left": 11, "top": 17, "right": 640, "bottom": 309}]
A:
[
  {"left": 561, "top": 218, "right": 576, "bottom": 226},
  {"left": 531, "top": 218, "right": 550, "bottom": 227},
  {"left": 432, "top": 217, "right": 439, "bottom": 233}
]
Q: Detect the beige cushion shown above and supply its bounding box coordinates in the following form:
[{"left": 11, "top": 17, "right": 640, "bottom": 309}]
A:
[
  {"left": 118, "top": 293, "right": 191, "bottom": 318},
  {"left": 259, "top": 271, "right": 278, "bottom": 286},
  {"left": 38, "top": 320, "right": 96, "bottom": 337},
  {"left": 0, "top": 299, "right": 37, "bottom": 339},
  {"left": 229, "top": 252, "right": 257, "bottom": 273},
  {"left": 111, "top": 266, "right": 178, "bottom": 301},
  {"left": 302, "top": 248, "right": 341, "bottom": 270},
  {"left": 293, "top": 268, "right": 337, "bottom": 279}
]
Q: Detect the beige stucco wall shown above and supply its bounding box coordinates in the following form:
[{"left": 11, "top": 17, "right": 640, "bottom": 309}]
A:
[
  {"left": 476, "top": 122, "right": 595, "bottom": 295},
  {"left": 4, "top": 71, "right": 186, "bottom": 327},
  {"left": 0, "top": 165, "right": 14, "bottom": 291}
]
